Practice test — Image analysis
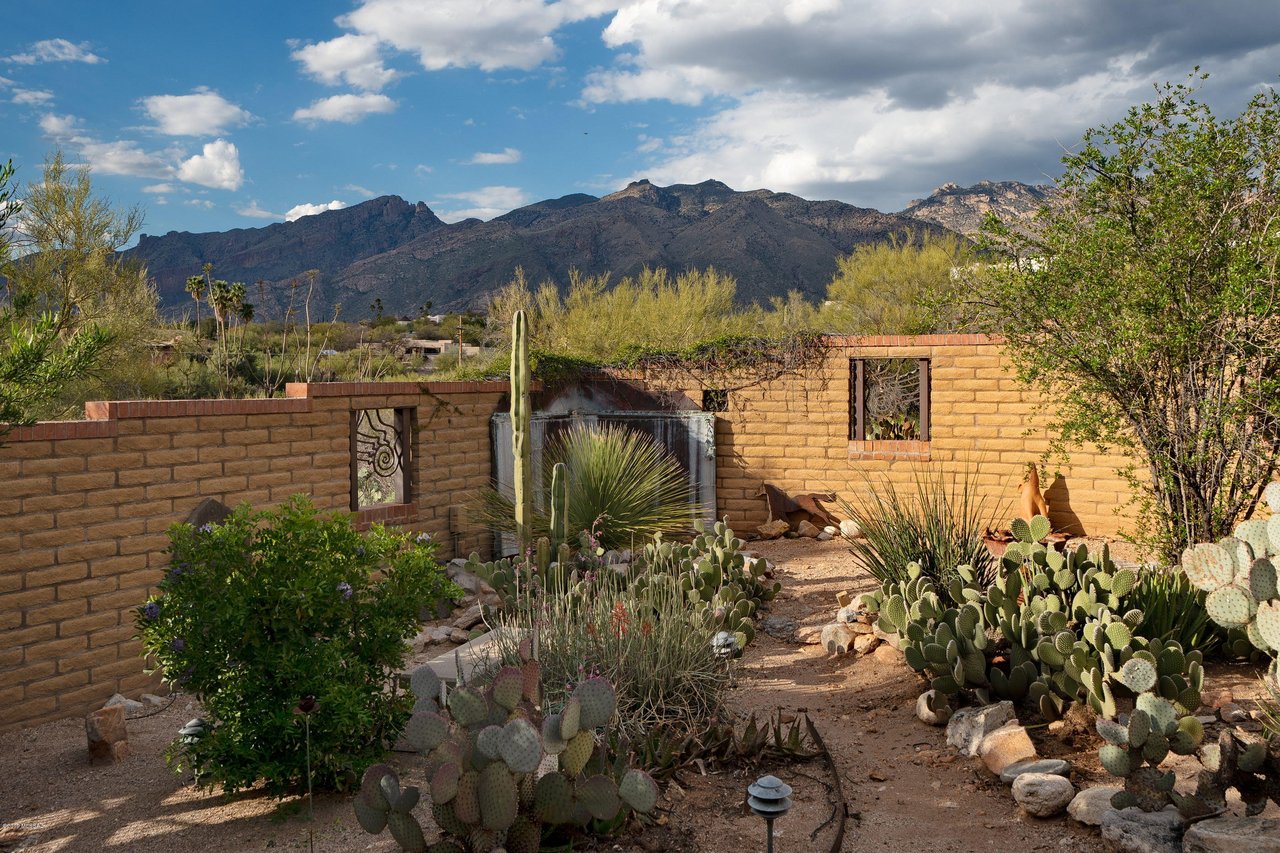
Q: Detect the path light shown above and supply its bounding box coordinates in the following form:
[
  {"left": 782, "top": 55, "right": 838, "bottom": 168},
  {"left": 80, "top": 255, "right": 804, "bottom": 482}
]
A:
[{"left": 747, "top": 774, "right": 793, "bottom": 853}]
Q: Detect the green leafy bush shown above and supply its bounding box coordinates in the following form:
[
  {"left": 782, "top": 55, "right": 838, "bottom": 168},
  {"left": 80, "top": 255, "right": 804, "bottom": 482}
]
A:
[
  {"left": 136, "top": 496, "right": 459, "bottom": 794},
  {"left": 838, "top": 464, "right": 1001, "bottom": 597}
]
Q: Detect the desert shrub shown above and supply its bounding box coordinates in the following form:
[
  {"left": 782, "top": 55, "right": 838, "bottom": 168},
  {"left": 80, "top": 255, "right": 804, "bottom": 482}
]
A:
[
  {"left": 136, "top": 496, "right": 459, "bottom": 794},
  {"left": 838, "top": 464, "right": 1001, "bottom": 597},
  {"left": 493, "top": 569, "right": 729, "bottom": 741},
  {"left": 1127, "top": 565, "right": 1224, "bottom": 655},
  {"left": 475, "top": 422, "right": 699, "bottom": 551}
]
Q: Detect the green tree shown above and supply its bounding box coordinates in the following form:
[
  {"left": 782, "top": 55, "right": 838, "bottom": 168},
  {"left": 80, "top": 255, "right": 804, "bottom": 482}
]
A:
[
  {"left": 3, "top": 150, "right": 157, "bottom": 411},
  {"left": 0, "top": 158, "right": 112, "bottom": 435},
  {"left": 974, "top": 74, "right": 1280, "bottom": 562},
  {"left": 820, "top": 230, "right": 970, "bottom": 334}
]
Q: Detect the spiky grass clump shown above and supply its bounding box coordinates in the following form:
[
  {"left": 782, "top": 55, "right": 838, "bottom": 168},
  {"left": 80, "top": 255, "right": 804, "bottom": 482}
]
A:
[
  {"left": 1127, "top": 565, "right": 1225, "bottom": 655},
  {"left": 837, "top": 463, "right": 1002, "bottom": 599},
  {"left": 475, "top": 422, "right": 700, "bottom": 551}
]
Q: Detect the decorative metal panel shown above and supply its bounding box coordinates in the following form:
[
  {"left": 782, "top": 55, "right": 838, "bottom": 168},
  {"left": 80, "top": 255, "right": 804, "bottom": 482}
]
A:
[{"left": 354, "top": 408, "right": 406, "bottom": 508}]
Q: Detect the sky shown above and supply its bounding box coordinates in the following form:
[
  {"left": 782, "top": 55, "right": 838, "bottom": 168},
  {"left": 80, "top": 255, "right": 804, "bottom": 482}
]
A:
[{"left": 3, "top": 0, "right": 1280, "bottom": 242}]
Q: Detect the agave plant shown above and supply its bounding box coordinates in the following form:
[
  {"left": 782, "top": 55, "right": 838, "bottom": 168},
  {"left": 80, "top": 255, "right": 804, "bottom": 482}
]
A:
[{"left": 474, "top": 422, "right": 700, "bottom": 551}]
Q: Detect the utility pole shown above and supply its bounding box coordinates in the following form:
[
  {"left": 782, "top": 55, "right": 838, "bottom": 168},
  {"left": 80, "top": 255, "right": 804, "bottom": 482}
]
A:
[{"left": 457, "top": 316, "right": 463, "bottom": 369}]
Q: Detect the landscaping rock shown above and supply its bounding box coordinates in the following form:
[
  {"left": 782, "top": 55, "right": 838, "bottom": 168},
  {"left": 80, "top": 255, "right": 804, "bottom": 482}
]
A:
[
  {"left": 852, "top": 633, "right": 880, "bottom": 655},
  {"left": 839, "top": 519, "right": 861, "bottom": 539},
  {"left": 915, "top": 690, "right": 952, "bottom": 726},
  {"left": 1100, "top": 806, "right": 1184, "bottom": 853},
  {"left": 761, "top": 616, "right": 798, "bottom": 641},
  {"left": 449, "top": 570, "right": 492, "bottom": 596},
  {"left": 945, "top": 700, "right": 1017, "bottom": 756},
  {"left": 978, "top": 723, "right": 1037, "bottom": 775},
  {"left": 816, "top": 530, "right": 834, "bottom": 541},
  {"left": 795, "top": 625, "right": 824, "bottom": 644},
  {"left": 872, "top": 643, "right": 900, "bottom": 664},
  {"left": 453, "top": 604, "right": 483, "bottom": 630},
  {"left": 140, "top": 693, "right": 168, "bottom": 708},
  {"left": 1012, "top": 772, "right": 1075, "bottom": 817},
  {"left": 836, "top": 605, "right": 858, "bottom": 623},
  {"left": 1000, "top": 758, "right": 1071, "bottom": 784},
  {"left": 756, "top": 519, "right": 790, "bottom": 540},
  {"left": 427, "top": 626, "right": 454, "bottom": 643},
  {"left": 449, "top": 627, "right": 472, "bottom": 644},
  {"left": 1183, "top": 816, "right": 1280, "bottom": 852},
  {"left": 86, "top": 705, "right": 129, "bottom": 765},
  {"left": 1067, "top": 786, "right": 1123, "bottom": 826},
  {"left": 1218, "top": 702, "right": 1248, "bottom": 723},
  {"left": 797, "top": 520, "right": 822, "bottom": 538},
  {"left": 821, "top": 623, "right": 857, "bottom": 655},
  {"left": 103, "top": 693, "right": 144, "bottom": 714}
]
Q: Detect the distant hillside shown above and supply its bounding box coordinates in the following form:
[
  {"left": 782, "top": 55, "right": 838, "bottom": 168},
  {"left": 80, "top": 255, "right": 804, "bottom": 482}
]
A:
[
  {"left": 124, "top": 179, "right": 1013, "bottom": 320},
  {"left": 900, "top": 180, "right": 1053, "bottom": 236}
]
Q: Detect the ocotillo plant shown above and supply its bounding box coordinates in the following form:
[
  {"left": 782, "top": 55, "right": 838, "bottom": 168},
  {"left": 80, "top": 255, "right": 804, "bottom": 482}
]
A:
[{"left": 511, "top": 310, "right": 533, "bottom": 553}]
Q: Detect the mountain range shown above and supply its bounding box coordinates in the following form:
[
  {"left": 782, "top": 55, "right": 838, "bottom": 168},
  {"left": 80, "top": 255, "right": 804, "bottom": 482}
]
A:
[{"left": 124, "top": 179, "right": 1050, "bottom": 319}]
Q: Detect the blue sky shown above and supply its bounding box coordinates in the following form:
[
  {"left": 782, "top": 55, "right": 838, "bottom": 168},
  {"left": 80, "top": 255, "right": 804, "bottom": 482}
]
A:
[{"left": 4, "top": 1, "right": 1279, "bottom": 242}]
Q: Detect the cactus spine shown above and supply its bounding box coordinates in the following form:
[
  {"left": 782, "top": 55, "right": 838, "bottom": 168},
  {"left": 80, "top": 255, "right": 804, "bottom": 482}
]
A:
[{"left": 510, "top": 310, "right": 532, "bottom": 553}]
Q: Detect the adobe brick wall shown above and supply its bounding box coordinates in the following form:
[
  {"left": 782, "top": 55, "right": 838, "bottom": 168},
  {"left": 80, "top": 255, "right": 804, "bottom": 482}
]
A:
[
  {"left": 0, "top": 381, "right": 509, "bottom": 733},
  {"left": 619, "top": 335, "right": 1143, "bottom": 542}
]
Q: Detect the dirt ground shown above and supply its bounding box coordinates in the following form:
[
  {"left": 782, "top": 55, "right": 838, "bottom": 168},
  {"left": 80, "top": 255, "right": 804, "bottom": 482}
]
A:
[{"left": 0, "top": 538, "right": 1270, "bottom": 853}]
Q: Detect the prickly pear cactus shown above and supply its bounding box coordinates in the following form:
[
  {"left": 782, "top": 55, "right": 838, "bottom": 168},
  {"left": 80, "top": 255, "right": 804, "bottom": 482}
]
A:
[
  {"left": 1095, "top": 692, "right": 1203, "bottom": 812},
  {"left": 353, "top": 657, "right": 659, "bottom": 852}
]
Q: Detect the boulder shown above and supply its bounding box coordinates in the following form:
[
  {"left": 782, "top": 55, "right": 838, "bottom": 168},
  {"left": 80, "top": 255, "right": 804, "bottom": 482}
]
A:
[
  {"left": 816, "top": 530, "right": 834, "bottom": 541},
  {"left": 839, "top": 519, "right": 861, "bottom": 539},
  {"left": 852, "top": 633, "right": 880, "bottom": 655},
  {"left": 795, "top": 625, "right": 824, "bottom": 644},
  {"left": 872, "top": 643, "right": 901, "bottom": 664},
  {"left": 978, "top": 723, "right": 1037, "bottom": 775},
  {"left": 1012, "top": 772, "right": 1075, "bottom": 818},
  {"left": 103, "top": 693, "right": 144, "bottom": 714},
  {"left": 835, "top": 605, "right": 858, "bottom": 623},
  {"left": 915, "top": 690, "right": 952, "bottom": 726},
  {"left": 1183, "top": 816, "right": 1280, "bottom": 852},
  {"left": 86, "top": 705, "right": 129, "bottom": 765},
  {"left": 453, "top": 604, "right": 483, "bottom": 630},
  {"left": 761, "top": 616, "right": 798, "bottom": 641},
  {"left": 999, "top": 758, "right": 1070, "bottom": 784},
  {"left": 821, "top": 623, "right": 857, "bottom": 655},
  {"left": 796, "top": 520, "right": 822, "bottom": 538},
  {"left": 945, "top": 700, "right": 1017, "bottom": 757},
  {"left": 1067, "top": 786, "right": 1123, "bottom": 826},
  {"left": 756, "top": 518, "right": 791, "bottom": 540},
  {"left": 1100, "top": 806, "right": 1184, "bottom": 853}
]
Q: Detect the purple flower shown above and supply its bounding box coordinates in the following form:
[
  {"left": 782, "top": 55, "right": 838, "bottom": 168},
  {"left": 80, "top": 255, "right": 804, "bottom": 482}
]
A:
[
  {"left": 198, "top": 523, "right": 214, "bottom": 534},
  {"left": 143, "top": 601, "right": 161, "bottom": 621},
  {"left": 415, "top": 532, "right": 432, "bottom": 544},
  {"left": 337, "top": 581, "right": 353, "bottom": 599},
  {"left": 355, "top": 546, "right": 366, "bottom": 558},
  {"left": 170, "top": 637, "right": 186, "bottom": 652}
]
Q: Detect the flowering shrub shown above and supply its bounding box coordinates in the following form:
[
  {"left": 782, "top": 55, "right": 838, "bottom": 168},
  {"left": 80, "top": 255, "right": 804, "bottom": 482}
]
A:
[{"left": 136, "top": 496, "right": 459, "bottom": 794}]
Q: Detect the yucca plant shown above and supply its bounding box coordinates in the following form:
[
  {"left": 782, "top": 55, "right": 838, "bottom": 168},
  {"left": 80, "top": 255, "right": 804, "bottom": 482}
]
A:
[
  {"left": 474, "top": 422, "right": 700, "bottom": 551},
  {"left": 837, "top": 463, "right": 1003, "bottom": 599},
  {"left": 1127, "top": 564, "right": 1225, "bottom": 655}
]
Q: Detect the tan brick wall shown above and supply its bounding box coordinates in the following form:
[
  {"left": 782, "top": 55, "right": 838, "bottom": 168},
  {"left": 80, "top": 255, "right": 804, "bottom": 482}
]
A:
[
  {"left": 621, "top": 335, "right": 1142, "bottom": 541},
  {"left": 0, "top": 381, "right": 509, "bottom": 733}
]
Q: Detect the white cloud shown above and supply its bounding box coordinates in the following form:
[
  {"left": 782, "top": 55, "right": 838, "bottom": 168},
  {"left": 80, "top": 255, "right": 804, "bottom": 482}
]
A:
[
  {"left": 414, "top": 164, "right": 433, "bottom": 177},
  {"left": 12, "top": 88, "right": 54, "bottom": 105},
  {"left": 235, "top": 201, "right": 282, "bottom": 219},
  {"left": 185, "top": 198, "right": 215, "bottom": 209},
  {"left": 467, "top": 147, "right": 522, "bottom": 165},
  {"left": 79, "top": 140, "right": 173, "bottom": 178},
  {"left": 293, "top": 92, "right": 396, "bottom": 124},
  {"left": 177, "top": 139, "right": 244, "bottom": 190},
  {"left": 6, "top": 38, "right": 104, "bottom": 65},
  {"left": 142, "top": 183, "right": 176, "bottom": 193},
  {"left": 285, "top": 199, "right": 347, "bottom": 221},
  {"left": 291, "top": 34, "right": 396, "bottom": 91},
  {"left": 344, "top": 183, "right": 377, "bottom": 198},
  {"left": 143, "top": 88, "right": 252, "bottom": 136},
  {"left": 636, "top": 134, "right": 662, "bottom": 153},
  {"left": 437, "top": 185, "right": 530, "bottom": 221}
]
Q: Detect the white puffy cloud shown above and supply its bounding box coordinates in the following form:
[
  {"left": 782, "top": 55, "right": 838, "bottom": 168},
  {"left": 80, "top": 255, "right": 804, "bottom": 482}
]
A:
[
  {"left": 5, "top": 38, "right": 104, "bottom": 65},
  {"left": 436, "top": 186, "right": 529, "bottom": 221},
  {"left": 185, "top": 198, "right": 215, "bottom": 209},
  {"left": 291, "top": 34, "right": 396, "bottom": 91},
  {"left": 467, "top": 147, "right": 522, "bottom": 165},
  {"left": 38, "top": 113, "right": 80, "bottom": 138},
  {"left": 285, "top": 200, "right": 347, "bottom": 221},
  {"left": 177, "top": 139, "right": 245, "bottom": 190},
  {"left": 142, "top": 183, "right": 176, "bottom": 193},
  {"left": 12, "top": 88, "right": 54, "bottom": 105},
  {"left": 293, "top": 93, "right": 396, "bottom": 123},
  {"left": 236, "top": 201, "right": 283, "bottom": 219},
  {"left": 78, "top": 140, "right": 173, "bottom": 179},
  {"left": 143, "top": 88, "right": 252, "bottom": 136},
  {"left": 344, "top": 184, "right": 377, "bottom": 198}
]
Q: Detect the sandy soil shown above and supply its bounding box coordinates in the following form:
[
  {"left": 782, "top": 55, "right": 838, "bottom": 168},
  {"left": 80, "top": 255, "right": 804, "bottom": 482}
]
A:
[{"left": 0, "top": 537, "right": 1270, "bottom": 853}]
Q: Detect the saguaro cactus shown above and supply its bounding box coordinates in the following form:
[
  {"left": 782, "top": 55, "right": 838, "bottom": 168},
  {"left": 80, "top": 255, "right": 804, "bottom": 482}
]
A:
[
  {"left": 511, "top": 310, "right": 533, "bottom": 553},
  {"left": 549, "top": 461, "right": 568, "bottom": 549}
]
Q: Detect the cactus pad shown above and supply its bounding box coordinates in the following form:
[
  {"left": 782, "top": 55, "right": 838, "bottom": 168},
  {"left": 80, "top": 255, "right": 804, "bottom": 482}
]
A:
[
  {"left": 1099, "top": 744, "right": 1132, "bottom": 777},
  {"left": 448, "top": 687, "right": 489, "bottom": 729},
  {"left": 534, "top": 772, "right": 575, "bottom": 824},
  {"left": 1251, "top": 558, "right": 1279, "bottom": 604},
  {"left": 576, "top": 774, "right": 622, "bottom": 821},
  {"left": 560, "top": 729, "right": 595, "bottom": 776},
  {"left": 1205, "top": 584, "right": 1255, "bottom": 628},
  {"left": 541, "top": 713, "right": 568, "bottom": 755},
  {"left": 360, "top": 763, "right": 396, "bottom": 810},
  {"left": 431, "top": 762, "right": 461, "bottom": 804},
  {"left": 559, "top": 698, "right": 581, "bottom": 741},
  {"left": 521, "top": 659, "right": 541, "bottom": 702},
  {"left": 506, "top": 816, "right": 542, "bottom": 853},
  {"left": 353, "top": 795, "right": 388, "bottom": 833},
  {"left": 1116, "top": 658, "right": 1157, "bottom": 694},
  {"left": 410, "top": 666, "right": 442, "bottom": 702},
  {"left": 1105, "top": 620, "right": 1132, "bottom": 649},
  {"left": 477, "top": 725, "right": 504, "bottom": 760},
  {"left": 405, "top": 711, "right": 449, "bottom": 754},
  {"left": 1182, "top": 542, "right": 1235, "bottom": 592},
  {"left": 619, "top": 768, "right": 659, "bottom": 813},
  {"left": 1096, "top": 718, "right": 1129, "bottom": 747},
  {"left": 478, "top": 763, "right": 518, "bottom": 831},
  {"left": 491, "top": 667, "right": 525, "bottom": 712},
  {"left": 387, "top": 811, "right": 427, "bottom": 853},
  {"left": 499, "top": 718, "right": 543, "bottom": 774},
  {"left": 454, "top": 770, "right": 481, "bottom": 824},
  {"left": 572, "top": 677, "right": 617, "bottom": 729},
  {"left": 1127, "top": 708, "right": 1151, "bottom": 748}
]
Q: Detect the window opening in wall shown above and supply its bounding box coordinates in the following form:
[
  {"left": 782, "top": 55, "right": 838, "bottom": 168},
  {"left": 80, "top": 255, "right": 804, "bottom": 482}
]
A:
[
  {"left": 850, "top": 358, "right": 930, "bottom": 441},
  {"left": 701, "top": 389, "right": 728, "bottom": 412},
  {"left": 351, "top": 407, "right": 412, "bottom": 509}
]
